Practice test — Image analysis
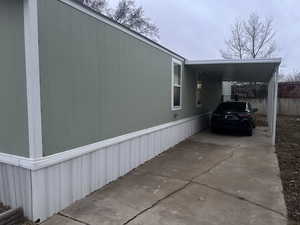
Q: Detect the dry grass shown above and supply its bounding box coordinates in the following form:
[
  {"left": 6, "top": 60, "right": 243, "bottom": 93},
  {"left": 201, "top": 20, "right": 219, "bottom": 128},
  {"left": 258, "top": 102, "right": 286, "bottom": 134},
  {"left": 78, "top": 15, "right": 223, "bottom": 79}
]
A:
[{"left": 256, "top": 115, "right": 300, "bottom": 224}]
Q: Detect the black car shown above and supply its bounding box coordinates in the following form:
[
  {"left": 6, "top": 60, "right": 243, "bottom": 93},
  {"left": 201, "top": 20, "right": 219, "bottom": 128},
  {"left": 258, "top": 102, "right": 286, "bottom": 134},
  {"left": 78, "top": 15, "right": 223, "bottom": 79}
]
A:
[{"left": 211, "top": 101, "right": 258, "bottom": 136}]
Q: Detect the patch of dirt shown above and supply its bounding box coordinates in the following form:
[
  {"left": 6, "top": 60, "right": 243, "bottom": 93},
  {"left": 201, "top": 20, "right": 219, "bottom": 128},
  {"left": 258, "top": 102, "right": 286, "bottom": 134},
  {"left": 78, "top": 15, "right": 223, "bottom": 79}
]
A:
[
  {"left": 256, "top": 114, "right": 268, "bottom": 127},
  {"left": 274, "top": 115, "right": 300, "bottom": 224},
  {"left": 257, "top": 115, "right": 300, "bottom": 224}
]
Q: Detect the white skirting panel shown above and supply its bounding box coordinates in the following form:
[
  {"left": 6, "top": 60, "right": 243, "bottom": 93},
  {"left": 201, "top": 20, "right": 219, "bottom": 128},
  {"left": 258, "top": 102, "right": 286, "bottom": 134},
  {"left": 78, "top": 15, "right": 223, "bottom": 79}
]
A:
[
  {"left": 0, "top": 114, "right": 209, "bottom": 222},
  {"left": 0, "top": 163, "right": 32, "bottom": 219}
]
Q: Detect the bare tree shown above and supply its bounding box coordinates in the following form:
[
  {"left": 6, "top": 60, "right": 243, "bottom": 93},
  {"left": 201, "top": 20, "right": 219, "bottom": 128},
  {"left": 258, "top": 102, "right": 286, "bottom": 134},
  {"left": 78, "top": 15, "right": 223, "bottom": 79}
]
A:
[
  {"left": 284, "top": 71, "right": 300, "bottom": 82},
  {"left": 78, "top": 0, "right": 159, "bottom": 41},
  {"left": 109, "top": 0, "right": 159, "bottom": 41},
  {"left": 243, "top": 13, "right": 276, "bottom": 58},
  {"left": 81, "top": 0, "right": 107, "bottom": 13},
  {"left": 220, "top": 13, "right": 276, "bottom": 59},
  {"left": 220, "top": 21, "right": 245, "bottom": 59},
  {"left": 277, "top": 74, "right": 286, "bottom": 82}
]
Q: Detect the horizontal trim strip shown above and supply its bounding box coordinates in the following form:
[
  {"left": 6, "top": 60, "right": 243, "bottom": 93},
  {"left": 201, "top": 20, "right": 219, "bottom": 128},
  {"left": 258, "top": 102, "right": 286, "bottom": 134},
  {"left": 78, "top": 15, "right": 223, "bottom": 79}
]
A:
[
  {"left": 58, "top": 0, "right": 185, "bottom": 62},
  {"left": 0, "top": 114, "right": 210, "bottom": 171},
  {"left": 0, "top": 153, "right": 35, "bottom": 169}
]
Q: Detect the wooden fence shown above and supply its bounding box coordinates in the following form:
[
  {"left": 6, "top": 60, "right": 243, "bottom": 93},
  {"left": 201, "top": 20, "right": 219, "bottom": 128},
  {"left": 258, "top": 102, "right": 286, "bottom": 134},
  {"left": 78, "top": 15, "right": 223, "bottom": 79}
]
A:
[{"left": 246, "top": 98, "right": 300, "bottom": 116}]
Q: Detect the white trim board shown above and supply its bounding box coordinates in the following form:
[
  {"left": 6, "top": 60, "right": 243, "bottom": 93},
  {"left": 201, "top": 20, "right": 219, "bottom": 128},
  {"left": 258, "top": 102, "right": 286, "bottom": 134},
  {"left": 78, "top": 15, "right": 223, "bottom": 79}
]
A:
[
  {"left": 57, "top": 0, "right": 185, "bottom": 62},
  {"left": 23, "top": 0, "right": 43, "bottom": 159},
  {"left": 0, "top": 114, "right": 209, "bottom": 171}
]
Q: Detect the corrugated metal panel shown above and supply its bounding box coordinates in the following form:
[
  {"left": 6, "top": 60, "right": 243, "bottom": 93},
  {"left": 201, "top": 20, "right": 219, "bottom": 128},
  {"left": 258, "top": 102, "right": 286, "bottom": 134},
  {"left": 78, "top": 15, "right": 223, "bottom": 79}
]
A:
[{"left": 0, "top": 163, "right": 32, "bottom": 219}]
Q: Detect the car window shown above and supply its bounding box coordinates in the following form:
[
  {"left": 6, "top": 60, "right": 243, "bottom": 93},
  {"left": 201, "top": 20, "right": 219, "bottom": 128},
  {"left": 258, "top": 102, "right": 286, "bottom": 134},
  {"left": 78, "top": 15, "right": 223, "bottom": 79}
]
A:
[{"left": 216, "top": 102, "right": 247, "bottom": 112}]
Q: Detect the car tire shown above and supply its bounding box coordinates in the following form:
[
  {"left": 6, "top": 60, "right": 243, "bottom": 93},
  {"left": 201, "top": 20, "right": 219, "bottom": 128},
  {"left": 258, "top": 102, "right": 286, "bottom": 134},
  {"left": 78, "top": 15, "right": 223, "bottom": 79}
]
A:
[
  {"left": 211, "top": 127, "right": 218, "bottom": 133},
  {"left": 246, "top": 128, "right": 253, "bottom": 136}
]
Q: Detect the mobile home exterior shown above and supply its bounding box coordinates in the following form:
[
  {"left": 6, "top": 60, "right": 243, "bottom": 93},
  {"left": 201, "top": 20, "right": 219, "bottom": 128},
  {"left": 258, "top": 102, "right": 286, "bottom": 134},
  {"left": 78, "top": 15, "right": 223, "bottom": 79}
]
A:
[
  {"left": 0, "top": 0, "right": 281, "bottom": 222},
  {"left": 0, "top": 0, "right": 223, "bottom": 221}
]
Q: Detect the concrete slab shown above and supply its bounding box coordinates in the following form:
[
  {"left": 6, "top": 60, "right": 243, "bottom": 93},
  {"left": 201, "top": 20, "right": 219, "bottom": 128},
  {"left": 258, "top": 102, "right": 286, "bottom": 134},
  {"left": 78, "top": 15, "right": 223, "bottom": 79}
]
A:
[
  {"left": 135, "top": 141, "right": 234, "bottom": 181},
  {"left": 41, "top": 215, "right": 82, "bottom": 225},
  {"left": 190, "top": 127, "right": 271, "bottom": 148},
  {"left": 127, "top": 183, "right": 287, "bottom": 225},
  {"left": 60, "top": 173, "right": 187, "bottom": 225},
  {"left": 194, "top": 144, "right": 286, "bottom": 216}
]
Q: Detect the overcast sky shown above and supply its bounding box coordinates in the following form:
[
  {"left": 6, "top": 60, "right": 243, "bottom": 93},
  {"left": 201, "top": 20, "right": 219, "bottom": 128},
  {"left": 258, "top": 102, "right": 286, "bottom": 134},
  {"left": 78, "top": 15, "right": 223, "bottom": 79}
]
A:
[{"left": 110, "top": 0, "right": 299, "bottom": 75}]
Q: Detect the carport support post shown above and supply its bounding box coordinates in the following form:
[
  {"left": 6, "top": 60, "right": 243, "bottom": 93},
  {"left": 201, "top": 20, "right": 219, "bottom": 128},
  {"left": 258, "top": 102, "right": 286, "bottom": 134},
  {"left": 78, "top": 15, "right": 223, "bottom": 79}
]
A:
[
  {"left": 267, "top": 76, "right": 272, "bottom": 138},
  {"left": 271, "top": 66, "right": 279, "bottom": 145},
  {"left": 268, "top": 66, "right": 279, "bottom": 145}
]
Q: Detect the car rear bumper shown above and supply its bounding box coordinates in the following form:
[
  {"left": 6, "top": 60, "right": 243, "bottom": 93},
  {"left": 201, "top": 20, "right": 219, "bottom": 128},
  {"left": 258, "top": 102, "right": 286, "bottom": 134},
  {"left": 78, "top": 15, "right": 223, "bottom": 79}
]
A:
[{"left": 211, "top": 118, "right": 252, "bottom": 131}]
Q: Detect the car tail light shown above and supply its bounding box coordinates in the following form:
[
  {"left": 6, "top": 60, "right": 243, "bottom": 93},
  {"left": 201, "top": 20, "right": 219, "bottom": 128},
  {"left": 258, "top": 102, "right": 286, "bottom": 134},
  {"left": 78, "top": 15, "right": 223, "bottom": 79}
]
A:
[{"left": 238, "top": 113, "right": 250, "bottom": 118}]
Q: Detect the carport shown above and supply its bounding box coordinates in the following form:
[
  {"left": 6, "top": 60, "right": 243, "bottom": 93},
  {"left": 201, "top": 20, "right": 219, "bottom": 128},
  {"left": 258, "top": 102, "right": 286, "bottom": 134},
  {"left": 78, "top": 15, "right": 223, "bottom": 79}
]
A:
[{"left": 185, "top": 58, "right": 281, "bottom": 145}]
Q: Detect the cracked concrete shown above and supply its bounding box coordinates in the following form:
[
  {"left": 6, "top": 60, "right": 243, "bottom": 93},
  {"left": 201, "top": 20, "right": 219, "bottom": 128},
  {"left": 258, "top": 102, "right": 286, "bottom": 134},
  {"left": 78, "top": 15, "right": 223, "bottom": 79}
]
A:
[
  {"left": 126, "top": 183, "right": 286, "bottom": 225},
  {"left": 41, "top": 127, "right": 287, "bottom": 225}
]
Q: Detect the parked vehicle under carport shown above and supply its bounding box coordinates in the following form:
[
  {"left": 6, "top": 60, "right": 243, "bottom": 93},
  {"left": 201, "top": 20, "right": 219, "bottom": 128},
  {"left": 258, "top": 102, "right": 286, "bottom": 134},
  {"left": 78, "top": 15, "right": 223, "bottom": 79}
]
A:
[{"left": 211, "top": 101, "right": 258, "bottom": 136}]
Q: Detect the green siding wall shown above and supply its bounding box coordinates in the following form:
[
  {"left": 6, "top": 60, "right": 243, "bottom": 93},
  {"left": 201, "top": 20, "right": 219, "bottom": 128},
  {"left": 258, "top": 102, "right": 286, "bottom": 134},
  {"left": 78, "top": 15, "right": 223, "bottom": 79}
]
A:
[
  {"left": 0, "top": 0, "right": 29, "bottom": 157},
  {"left": 38, "top": 0, "right": 220, "bottom": 156}
]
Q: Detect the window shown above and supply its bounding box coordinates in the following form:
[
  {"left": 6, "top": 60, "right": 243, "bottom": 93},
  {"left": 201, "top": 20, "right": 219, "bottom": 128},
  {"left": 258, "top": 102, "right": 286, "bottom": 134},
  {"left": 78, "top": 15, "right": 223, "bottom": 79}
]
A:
[
  {"left": 196, "top": 80, "right": 203, "bottom": 108},
  {"left": 172, "top": 59, "right": 183, "bottom": 110}
]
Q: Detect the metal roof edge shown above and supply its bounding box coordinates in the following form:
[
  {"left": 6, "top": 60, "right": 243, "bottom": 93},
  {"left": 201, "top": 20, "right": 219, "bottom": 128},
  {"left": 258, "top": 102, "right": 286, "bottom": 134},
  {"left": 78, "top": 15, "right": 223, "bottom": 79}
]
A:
[{"left": 185, "top": 58, "right": 282, "bottom": 65}]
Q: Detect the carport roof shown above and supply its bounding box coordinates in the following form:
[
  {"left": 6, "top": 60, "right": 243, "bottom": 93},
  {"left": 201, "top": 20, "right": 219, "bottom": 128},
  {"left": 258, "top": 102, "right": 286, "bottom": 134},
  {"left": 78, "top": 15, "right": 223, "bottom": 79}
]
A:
[{"left": 185, "top": 58, "right": 281, "bottom": 82}]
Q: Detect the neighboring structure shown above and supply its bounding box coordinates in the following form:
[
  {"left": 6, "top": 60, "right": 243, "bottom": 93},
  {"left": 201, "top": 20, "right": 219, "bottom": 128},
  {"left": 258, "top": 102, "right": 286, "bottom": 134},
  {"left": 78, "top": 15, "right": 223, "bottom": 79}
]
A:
[
  {"left": 278, "top": 82, "right": 300, "bottom": 98},
  {"left": 231, "top": 83, "right": 268, "bottom": 99},
  {"left": 231, "top": 82, "right": 300, "bottom": 99},
  {"left": 222, "top": 81, "right": 232, "bottom": 101},
  {"left": 0, "top": 0, "right": 281, "bottom": 222}
]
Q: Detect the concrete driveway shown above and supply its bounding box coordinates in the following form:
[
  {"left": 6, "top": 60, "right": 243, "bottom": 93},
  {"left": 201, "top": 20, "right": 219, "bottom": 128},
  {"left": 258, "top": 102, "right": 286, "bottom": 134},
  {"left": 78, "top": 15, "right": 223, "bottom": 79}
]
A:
[{"left": 42, "top": 127, "right": 287, "bottom": 225}]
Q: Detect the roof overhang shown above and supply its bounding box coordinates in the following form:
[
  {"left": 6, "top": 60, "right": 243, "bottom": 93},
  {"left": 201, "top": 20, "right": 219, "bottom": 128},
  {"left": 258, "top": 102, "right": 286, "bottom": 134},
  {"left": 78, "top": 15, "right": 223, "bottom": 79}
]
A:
[{"left": 185, "top": 58, "right": 282, "bottom": 82}]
